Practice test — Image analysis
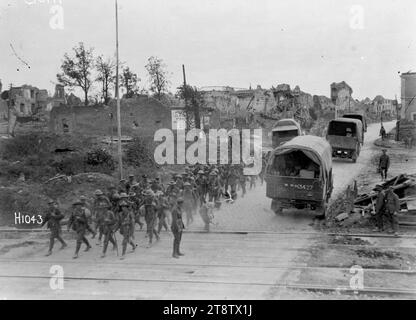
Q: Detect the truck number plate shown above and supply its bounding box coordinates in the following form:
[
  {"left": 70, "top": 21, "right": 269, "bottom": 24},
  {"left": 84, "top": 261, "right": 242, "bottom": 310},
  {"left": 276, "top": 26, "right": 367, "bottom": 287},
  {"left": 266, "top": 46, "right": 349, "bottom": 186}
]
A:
[{"left": 284, "top": 183, "right": 313, "bottom": 191}]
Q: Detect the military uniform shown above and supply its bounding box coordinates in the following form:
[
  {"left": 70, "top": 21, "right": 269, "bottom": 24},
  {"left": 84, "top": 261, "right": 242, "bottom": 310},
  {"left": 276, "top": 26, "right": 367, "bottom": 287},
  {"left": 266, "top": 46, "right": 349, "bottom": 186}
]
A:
[
  {"left": 101, "top": 206, "right": 117, "bottom": 258},
  {"left": 157, "top": 194, "right": 169, "bottom": 233},
  {"left": 375, "top": 188, "right": 400, "bottom": 234},
  {"left": 68, "top": 201, "right": 92, "bottom": 259},
  {"left": 379, "top": 151, "right": 390, "bottom": 181},
  {"left": 143, "top": 190, "right": 160, "bottom": 245},
  {"left": 93, "top": 191, "right": 111, "bottom": 243},
  {"left": 171, "top": 198, "right": 185, "bottom": 258},
  {"left": 118, "top": 202, "right": 137, "bottom": 259},
  {"left": 182, "top": 184, "right": 195, "bottom": 227},
  {"left": 42, "top": 201, "right": 67, "bottom": 256}
]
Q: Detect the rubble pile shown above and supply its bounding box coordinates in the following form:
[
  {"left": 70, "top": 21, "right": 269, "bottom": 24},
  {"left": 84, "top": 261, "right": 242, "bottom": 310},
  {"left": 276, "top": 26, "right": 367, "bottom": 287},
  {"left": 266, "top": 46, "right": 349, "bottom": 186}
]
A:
[{"left": 335, "top": 174, "right": 416, "bottom": 228}]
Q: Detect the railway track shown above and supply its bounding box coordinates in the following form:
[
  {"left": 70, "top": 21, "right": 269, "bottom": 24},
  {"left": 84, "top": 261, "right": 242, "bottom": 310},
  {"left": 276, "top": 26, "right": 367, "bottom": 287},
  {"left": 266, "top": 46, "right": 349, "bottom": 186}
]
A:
[
  {"left": 0, "top": 272, "right": 415, "bottom": 297},
  {"left": 1, "top": 228, "right": 416, "bottom": 239}
]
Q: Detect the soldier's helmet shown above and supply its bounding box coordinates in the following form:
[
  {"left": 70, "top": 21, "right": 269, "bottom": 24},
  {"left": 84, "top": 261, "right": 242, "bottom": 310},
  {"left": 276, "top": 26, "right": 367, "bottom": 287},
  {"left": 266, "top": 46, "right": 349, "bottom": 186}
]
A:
[
  {"left": 119, "top": 193, "right": 129, "bottom": 198},
  {"left": 119, "top": 200, "right": 129, "bottom": 207},
  {"left": 129, "top": 174, "right": 135, "bottom": 178},
  {"left": 198, "top": 170, "right": 205, "bottom": 175},
  {"left": 177, "top": 197, "right": 184, "bottom": 204},
  {"left": 73, "top": 200, "right": 83, "bottom": 206},
  {"left": 210, "top": 171, "right": 217, "bottom": 176},
  {"left": 95, "top": 189, "right": 104, "bottom": 196},
  {"left": 183, "top": 182, "right": 191, "bottom": 187}
]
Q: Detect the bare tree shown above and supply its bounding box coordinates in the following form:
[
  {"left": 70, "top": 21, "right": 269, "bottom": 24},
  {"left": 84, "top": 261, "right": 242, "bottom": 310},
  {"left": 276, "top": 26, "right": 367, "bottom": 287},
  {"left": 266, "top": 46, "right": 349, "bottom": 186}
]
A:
[
  {"left": 96, "top": 55, "right": 116, "bottom": 104},
  {"left": 145, "top": 56, "right": 170, "bottom": 100},
  {"left": 57, "top": 42, "right": 95, "bottom": 106}
]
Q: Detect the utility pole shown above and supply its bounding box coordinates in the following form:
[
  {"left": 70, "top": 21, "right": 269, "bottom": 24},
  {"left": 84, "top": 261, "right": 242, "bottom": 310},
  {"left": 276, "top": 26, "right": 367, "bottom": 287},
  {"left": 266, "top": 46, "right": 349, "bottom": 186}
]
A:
[
  {"left": 7, "top": 83, "right": 12, "bottom": 137},
  {"left": 182, "top": 64, "right": 190, "bottom": 130},
  {"left": 115, "top": 0, "right": 123, "bottom": 180}
]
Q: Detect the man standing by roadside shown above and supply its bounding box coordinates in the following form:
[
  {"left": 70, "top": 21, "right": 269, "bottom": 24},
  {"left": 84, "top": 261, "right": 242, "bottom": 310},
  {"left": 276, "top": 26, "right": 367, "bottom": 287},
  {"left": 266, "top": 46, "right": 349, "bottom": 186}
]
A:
[
  {"left": 171, "top": 197, "right": 185, "bottom": 259},
  {"left": 378, "top": 149, "right": 390, "bottom": 181},
  {"left": 42, "top": 199, "right": 67, "bottom": 256},
  {"left": 380, "top": 124, "right": 386, "bottom": 141},
  {"left": 384, "top": 186, "right": 400, "bottom": 236}
]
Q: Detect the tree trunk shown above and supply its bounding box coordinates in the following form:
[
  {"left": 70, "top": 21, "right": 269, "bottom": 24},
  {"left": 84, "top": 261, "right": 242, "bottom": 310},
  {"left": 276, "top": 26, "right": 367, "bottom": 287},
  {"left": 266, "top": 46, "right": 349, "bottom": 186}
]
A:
[{"left": 84, "top": 90, "right": 88, "bottom": 106}]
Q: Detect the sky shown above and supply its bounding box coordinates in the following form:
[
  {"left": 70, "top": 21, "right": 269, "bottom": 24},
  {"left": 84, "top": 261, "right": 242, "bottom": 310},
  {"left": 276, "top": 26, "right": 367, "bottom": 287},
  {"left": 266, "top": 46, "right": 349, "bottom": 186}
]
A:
[{"left": 0, "top": 0, "right": 415, "bottom": 100}]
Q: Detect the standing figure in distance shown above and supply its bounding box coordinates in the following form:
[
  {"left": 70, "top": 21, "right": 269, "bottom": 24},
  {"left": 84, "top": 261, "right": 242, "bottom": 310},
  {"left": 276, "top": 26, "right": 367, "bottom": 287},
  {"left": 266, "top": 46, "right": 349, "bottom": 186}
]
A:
[{"left": 171, "top": 197, "right": 185, "bottom": 259}]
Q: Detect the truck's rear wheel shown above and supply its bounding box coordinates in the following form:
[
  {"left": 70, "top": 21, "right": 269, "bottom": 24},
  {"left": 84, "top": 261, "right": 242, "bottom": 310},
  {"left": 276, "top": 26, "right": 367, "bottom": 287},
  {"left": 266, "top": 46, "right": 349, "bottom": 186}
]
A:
[
  {"left": 271, "top": 200, "right": 283, "bottom": 215},
  {"left": 317, "top": 203, "right": 327, "bottom": 219}
]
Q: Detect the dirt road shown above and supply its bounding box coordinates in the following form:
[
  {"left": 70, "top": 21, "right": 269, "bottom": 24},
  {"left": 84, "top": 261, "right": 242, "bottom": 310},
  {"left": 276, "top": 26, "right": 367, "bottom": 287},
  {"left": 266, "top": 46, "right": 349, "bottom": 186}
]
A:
[{"left": 2, "top": 120, "right": 413, "bottom": 300}]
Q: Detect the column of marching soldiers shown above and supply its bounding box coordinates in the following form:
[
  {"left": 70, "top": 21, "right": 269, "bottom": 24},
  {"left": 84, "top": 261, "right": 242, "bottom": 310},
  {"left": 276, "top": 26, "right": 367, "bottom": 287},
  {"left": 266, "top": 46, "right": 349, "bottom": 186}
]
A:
[{"left": 42, "top": 163, "right": 266, "bottom": 260}]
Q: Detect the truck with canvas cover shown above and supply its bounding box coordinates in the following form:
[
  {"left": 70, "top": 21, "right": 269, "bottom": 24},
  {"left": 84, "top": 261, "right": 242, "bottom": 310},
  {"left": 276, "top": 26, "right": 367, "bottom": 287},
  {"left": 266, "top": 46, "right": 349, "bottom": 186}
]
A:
[
  {"left": 265, "top": 135, "right": 333, "bottom": 217},
  {"left": 326, "top": 118, "right": 363, "bottom": 163},
  {"left": 342, "top": 112, "right": 367, "bottom": 133},
  {"left": 271, "top": 119, "right": 302, "bottom": 148}
]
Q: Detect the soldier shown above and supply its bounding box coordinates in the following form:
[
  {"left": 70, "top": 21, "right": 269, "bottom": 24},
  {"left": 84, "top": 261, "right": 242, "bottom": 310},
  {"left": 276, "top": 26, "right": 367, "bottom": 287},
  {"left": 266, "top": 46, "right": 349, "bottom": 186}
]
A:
[
  {"left": 126, "top": 174, "right": 136, "bottom": 194},
  {"left": 380, "top": 124, "right": 386, "bottom": 141},
  {"left": 171, "top": 197, "right": 185, "bottom": 259},
  {"left": 143, "top": 189, "right": 160, "bottom": 246},
  {"left": 107, "top": 186, "right": 120, "bottom": 211},
  {"left": 378, "top": 149, "right": 390, "bottom": 181},
  {"left": 199, "top": 202, "right": 214, "bottom": 232},
  {"left": 129, "top": 190, "right": 144, "bottom": 230},
  {"left": 183, "top": 182, "right": 195, "bottom": 227},
  {"left": 238, "top": 168, "right": 247, "bottom": 198},
  {"left": 80, "top": 196, "right": 92, "bottom": 231},
  {"left": 196, "top": 170, "right": 207, "bottom": 204},
  {"left": 176, "top": 174, "right": 184, "bottom": 191},
  {"left": 100, "top": 203, "right": 118, "bottom": 258},
  {"left": 42, "top": 199, "right": 67, "bottom": 256},
  {"left": 157, "top": 192, "right": 170, "bottom": 233},
  {"left": 249, "top": 175, "right": 256, "bottom": 190},
  {"left": 228, "top": 166, "right": 239, "bottom": 200},
  {"left": 118, "top": 179, "right": 127, "bottom": 193},
  {"left": 384, "top": 187, "right": 400, "bottom": 236},
  {"left": 117, "top": 201, "right": 137, "bottom": 260},
  {"left": 93, "top": 190, "right": 111, "bottom": 244},
  {"left": 208, "top": 171, "right": 221, "bottom": 202},
  {"left": 68, "top": 200, "right": 92, "bottom": 259},
  {"left": 151, "top": 177, "right": 164, "bottom": 193}
]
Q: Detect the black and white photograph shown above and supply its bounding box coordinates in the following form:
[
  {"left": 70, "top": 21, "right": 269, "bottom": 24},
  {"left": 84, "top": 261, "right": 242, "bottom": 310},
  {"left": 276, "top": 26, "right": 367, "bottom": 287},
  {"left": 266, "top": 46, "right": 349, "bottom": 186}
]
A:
[{"left": 0, "top": 0, "right": 415, "bottom": 302}]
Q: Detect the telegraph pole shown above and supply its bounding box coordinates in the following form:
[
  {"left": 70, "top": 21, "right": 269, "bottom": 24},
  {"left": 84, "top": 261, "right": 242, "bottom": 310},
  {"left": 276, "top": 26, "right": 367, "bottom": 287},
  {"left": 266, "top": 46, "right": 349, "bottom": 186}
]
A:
[
  {"left": 182, "top": 64, "right": 189, "bottom": 130},
  {"left": 115, "top": 0, "right": 123, "bottom": 179}
]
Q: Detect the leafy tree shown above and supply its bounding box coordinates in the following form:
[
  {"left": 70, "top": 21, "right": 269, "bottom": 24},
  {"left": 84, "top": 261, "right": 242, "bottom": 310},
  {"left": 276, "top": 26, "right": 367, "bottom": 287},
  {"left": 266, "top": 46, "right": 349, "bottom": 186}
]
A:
[
  {"left": 177, "top": 85, "right": 203, "bottom": 129},
  {"left": 96, "top": 55, "right": 116, "bottom": 104},
  {"left": 57, "top": 42, "right": 95, "bottom": 106},
  {"left": 120, "top": 67, "right": 140, "bottom": 98},
  {"left": 145, "top": 56, "right": 170, "bottom": 100}
]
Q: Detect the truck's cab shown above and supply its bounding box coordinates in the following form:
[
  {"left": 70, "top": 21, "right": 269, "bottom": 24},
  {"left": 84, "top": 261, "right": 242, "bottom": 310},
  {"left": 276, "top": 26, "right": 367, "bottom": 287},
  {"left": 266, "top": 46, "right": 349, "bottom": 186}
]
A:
[{"left": 271, "top": 119, "right": 302, "bottom": 148}]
